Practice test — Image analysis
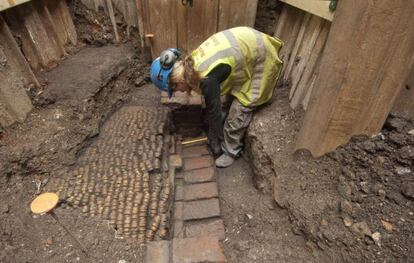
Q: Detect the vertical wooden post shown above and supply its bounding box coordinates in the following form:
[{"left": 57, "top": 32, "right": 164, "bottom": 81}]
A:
[
  {"left": 106, "top": 0, "right": 119, "bottom": 43},
  {"left": 57, "top": 0, "right": 78, "bottom": 46},
  {"left": 134, "top": 0, "right": 146, "bottom": 49},
  {"left": 296, "top": 0, "right": 414, "bottom": 157}
]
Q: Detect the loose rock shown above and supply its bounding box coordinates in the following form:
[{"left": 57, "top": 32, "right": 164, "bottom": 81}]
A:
[
  {"left": 343, "top": 217, "right": 353, "bottom": 227},
  {"left": 401, "top": 183, "right": 414, "bottom": 199},
  {"left": 381, "top": 220, "right": 394, "bottom": 233},
  {"left": 395, "top": 166, "right": 411, "bottom": 175},
  {"left": 351, "top": 221, "right": 372, "bottom": 238},
  {"left": 340, "top": 200, "right": 355, "bottom": 216},
  {"left": 371, "top": 232, "right": 381, "bottom": 246}
]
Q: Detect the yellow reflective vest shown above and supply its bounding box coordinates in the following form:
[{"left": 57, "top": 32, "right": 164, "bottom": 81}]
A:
[{"left": 191, "top": 26, "right": 283, "bottom": 107}]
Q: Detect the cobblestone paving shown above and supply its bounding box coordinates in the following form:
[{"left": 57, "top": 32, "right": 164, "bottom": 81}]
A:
[{"left": 49, "top": 106, "right": 172, "bottom": 243}]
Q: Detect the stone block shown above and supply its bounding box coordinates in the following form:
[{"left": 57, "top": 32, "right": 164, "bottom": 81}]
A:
[
  {"left": 172, "top": 236, "right": 226, "bottom": 263},
  {"left": 184, "top": 167, "right": 215, "bottom": 184},
  {"left": 175, "top": 184, "right": 184, "bottom": 201},
  {"left": 184, "top": 156, "right": 212, "bottom": 171},
  {"left": 185, "top": 219, "right": 225, "bottom": 240},
  {"left": 183, "top": 198, "right": 220, "bottom": 221},
  {"left": 184, "top": 182, "right": 218, "bottom": 201},
  {"left": 174, "top": 201, "right": 184, "bottom": 220},
  {"left": 145, "top": 240, "right": 170, "bottom": 263},
  {"left": 174, "top": 220, "right": 184, "bottom": 238},
  {"left": 170, "top": 154, "right": 183, "bottom": 169},
  {"left": 182, "top": 145, "right": 210, "bottom": 158}
]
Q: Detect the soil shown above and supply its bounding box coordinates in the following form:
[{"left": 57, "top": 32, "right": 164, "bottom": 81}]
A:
[
  {"left": 247, "top": 83, "right": 414, "bottom": 262},
  {"left": 70, "top": 0, "right": 130, "bottom": 46},
  {"left": 218, "top": 158, "right": 330, "bottom": 262},
  {"left": 254, "top": 0, "right": 282, "bottom": 35}
]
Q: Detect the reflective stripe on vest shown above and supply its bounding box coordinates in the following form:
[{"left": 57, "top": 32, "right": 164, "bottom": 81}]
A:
[{"left": 251, "top": 29, "right": 266, "bottom": 102}]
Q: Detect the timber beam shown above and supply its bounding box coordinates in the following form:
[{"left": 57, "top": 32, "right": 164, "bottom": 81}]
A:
[{"left": 296, "top": 0, "right": 414, "bottom": 157}]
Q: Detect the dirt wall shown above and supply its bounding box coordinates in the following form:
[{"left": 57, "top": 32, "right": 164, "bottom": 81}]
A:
[{"left": 246, "top": 87, "right": 414, "bottom": 261}]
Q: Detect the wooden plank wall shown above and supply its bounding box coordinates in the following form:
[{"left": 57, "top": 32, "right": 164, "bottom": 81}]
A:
[
  {"left": 0, "top": 0, "right": 78, "bottom": 127},
  {"left": 0, "top": 15, "right": 33, "bottom": 127},
  {"left": 296, "top": 0, "right": 414, "bottom": 157},
  {"left": 274, "top": 3, "right": 331, "bottom": 110},
  {"left": 0, "top": 0, "right": 31, "bottom": 12},
  {"left": 136, "top": 0, "right": 258, "bottom": 58},
  {"left": 3, "top": 0, "right": 77, "bottom": 72}
]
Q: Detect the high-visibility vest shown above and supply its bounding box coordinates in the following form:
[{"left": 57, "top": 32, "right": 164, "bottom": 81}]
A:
[{"left": 191, "top": 26, "right": 283, "bottom": 107}]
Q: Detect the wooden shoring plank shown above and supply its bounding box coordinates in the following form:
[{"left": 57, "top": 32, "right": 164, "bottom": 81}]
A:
[
  {"left": 284, "top": 11, "right": 310, "bottom": 85},
  {"left": 274, "top": 5, "right": 304, "bottom": 84},
  {"left": 186, "top": 0, "right": 219, "bottom": 52},
  {"left": 0, "top": 48, "right": 33, "bottom": 127},
  {"left": 17, "top": 2, "right": 61, "bottom": 68},
  {"left": 0, "top": 15, "right": 39, "bottom": 87},
  {"left": 105, "top": 0, "right": 119, "bottom": 42},
  {"left": 218, "top": 0, "right": 258, "bottom": 31},
  {"left": 34, "top": 0, "right": 66, "bottom": 57},
  {"left": 274, "top": 2, "right": 289, "bottom": 37},
  {"left": 296, "top": 0, "right": 414, "bottom": 157},
  {"left": 93, "top": 0, "right": 100, "bottom": 11},
  {"left": 0, "top": 0, "right": 31, "bottom": 12},
  {"left": 45, "top": 0, "right": 68, "bottom": 46},
  {"left": 3, "top": 9, "right": 41, "bottom": 71},
  {"left": 176, "top": 0, "right": 188, "bottom": 54},
  {"left": 57, "top": 0, "right": 77, "bottom": 46},
  {"left": 290, "top": 17, "right": 328, "bottom": 108},
  {"left": 146, "top": 0, "right": 178, "bottom": 58},
  {"left": 126, "top": 0, "right": 137, "bottom": 27},
  {"left": 134, "top": 0, "right": 145, "bottom": 49},
  {"left": 392, "top": 65, "right": 414, "bottom": 119},
  {"left": 289, "top": 15, "right": 323, "bottom": 101},
  {"left": 302, "top": 72, "right": 316, "bottom": 110},
  {"left": 246, "top": 0, "right": 259, "bottom": 27},
  {"left": 123, "top": 0, "right": 131, "bottom": 37},
  {"left": 278, "top": 0, "right": 334, "bottom": 21}
]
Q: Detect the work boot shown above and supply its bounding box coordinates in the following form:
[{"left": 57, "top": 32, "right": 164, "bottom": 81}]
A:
[{"left": 215, "top": 153, "right": 235, "bottom": 168}]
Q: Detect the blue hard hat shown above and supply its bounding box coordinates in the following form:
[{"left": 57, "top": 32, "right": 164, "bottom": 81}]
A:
[
  {"left": 151, "top": 58, "right": 174, "bottom": 98},
  {"left": 150, "top": 48, "right": 181, "bottom": 98}
]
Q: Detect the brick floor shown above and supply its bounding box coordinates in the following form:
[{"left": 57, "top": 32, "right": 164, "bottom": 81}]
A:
[
  {"left": 174, "top": 220, "right": 184, "bottom": 238},
  {"left": 182, "top": 145, "right": 210, "bottom": 158},
  {"left": 174, "top": 201, "right": 183, "bottom": 220},
  {"left": 184, "top": 156, "right": 212, "bottom": 171},
  {"left": 184, "top": 182, "right": 218, "bottom": 201},
  {"left": 175, "top": 184, "right": 184, "bottom": 201},
  {"left": 183, "top": 198, "right": 220, "bottom": 221},
  {"left": 185, "top": 219, "right": 225, "bottom": 240},
  {"left": 145, "top": 240, "right": 170, "bottom": 263},
  {"left": 184, "top": 167, "right": 215, "bottom": 184},
  {"left": 169, "top": 154, "right": 183, "bottom": 169},
  {"left": 172, "top": 236, "right": 226, "bottom": 263}
]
